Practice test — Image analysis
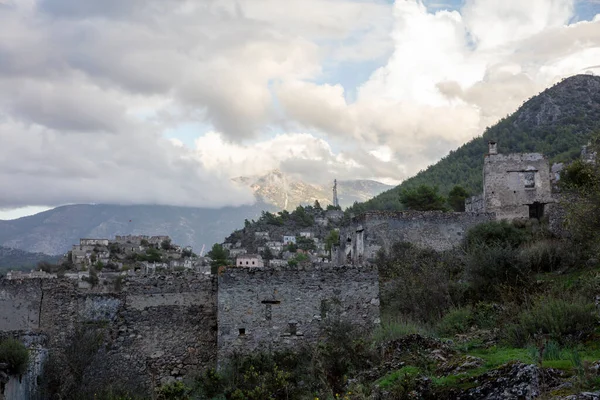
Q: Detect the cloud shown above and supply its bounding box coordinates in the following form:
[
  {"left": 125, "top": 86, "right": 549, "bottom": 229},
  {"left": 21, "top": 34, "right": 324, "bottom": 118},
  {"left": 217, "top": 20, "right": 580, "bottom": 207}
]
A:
[
  {"left": 276, "top": 0, "right": 600, "bottom": 178},
  {"left": 0, "top": 0, "right": 599, "bottom": 213},
  {"left": 0, "top": 0, "right": 392, "bottom": 210},
  {"left": 193, "top": 132, "right": 404, "bottom": 184},
  {"left": 0, "top": 118, "right": 255, "bottom": 209}
]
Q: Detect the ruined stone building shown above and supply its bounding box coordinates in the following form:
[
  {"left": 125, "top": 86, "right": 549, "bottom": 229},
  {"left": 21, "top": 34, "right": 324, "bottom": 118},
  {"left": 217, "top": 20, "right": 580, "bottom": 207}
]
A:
[
  {"left": 217, "top": 265, "right": 379, "bottom": 361},
  {"left": 235, "top": 254, "right": 264, "bottom": 268},
  {"left": 338, "top": 211, "right": 493, "bottom": 265},
  {"left": 466, "top": 141, "right": 554, "bottom": 220},
  {"left": 0, "top": 260, "right": 380, "bottom": 397}
]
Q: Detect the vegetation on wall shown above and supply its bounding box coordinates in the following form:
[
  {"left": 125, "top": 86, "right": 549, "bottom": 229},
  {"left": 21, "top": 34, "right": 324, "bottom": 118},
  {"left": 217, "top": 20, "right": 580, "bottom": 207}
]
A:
[{"left": 0, "top": 338, "right": 29, "bottom": 375}]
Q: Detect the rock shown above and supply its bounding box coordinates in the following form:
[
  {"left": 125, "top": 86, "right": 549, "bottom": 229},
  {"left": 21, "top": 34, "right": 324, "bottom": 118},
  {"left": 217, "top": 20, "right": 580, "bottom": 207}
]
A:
[
  {"left": 456, "top": 362, "right": 563, "bottom": 400},
  {"left": 587, "top": 258, "right": 599, "bottom": 268}
]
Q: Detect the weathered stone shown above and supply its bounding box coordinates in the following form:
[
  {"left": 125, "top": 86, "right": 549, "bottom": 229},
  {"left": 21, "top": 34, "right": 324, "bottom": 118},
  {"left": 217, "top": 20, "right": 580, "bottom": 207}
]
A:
[{"left": 217, "top": 264, "right": 379, "bottom": 361}]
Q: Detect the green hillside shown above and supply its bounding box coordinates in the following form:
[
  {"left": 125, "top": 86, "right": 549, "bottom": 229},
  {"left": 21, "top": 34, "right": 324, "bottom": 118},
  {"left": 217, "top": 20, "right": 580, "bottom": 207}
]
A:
[
  {"left": 0, "top": 246, "right": 61, "bottom": 275},
  {"left": 348, "top": 74, "right": 600, "bottom": 214}
]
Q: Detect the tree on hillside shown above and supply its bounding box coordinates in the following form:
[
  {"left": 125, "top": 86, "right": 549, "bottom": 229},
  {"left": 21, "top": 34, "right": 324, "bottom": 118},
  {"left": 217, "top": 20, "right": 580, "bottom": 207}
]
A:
[
  {"left": 448, "top": 185, "right": 470, "bottom": 212},
  {"left": 297, "top": 236, "right": 316, "bottom": 251},
  {"left": 261, "top": 247, "right": 274, "bottom": 267},
  {"left": 291, "top": 206, "right": 313, "bottom": 227},
  {"left": 160, "top": 238, "right": 173, "bottom": 250},
  {"left": 314, "top": 200, "right": 322, "bottom": 210},
  {"left": 207, "top": 244, "right": 229, "bottom": 273},
  {"left": 399, "top": 185, "right": 448, "bottom": 211}
]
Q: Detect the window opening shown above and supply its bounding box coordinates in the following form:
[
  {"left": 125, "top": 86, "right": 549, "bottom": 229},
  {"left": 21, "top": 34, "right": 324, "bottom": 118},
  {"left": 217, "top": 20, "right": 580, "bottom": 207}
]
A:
[
  {"left": 524, "top": 171, "right": 535, "bottom": 188},
  {"left": 289, "top": 322, "right": 297, "bottom": 335},
  {"left": 528, "top": 202, "right": 544, "bottom": 219},
  {"left": 238, "top": 328, "right": 246, "bottom": 336}
]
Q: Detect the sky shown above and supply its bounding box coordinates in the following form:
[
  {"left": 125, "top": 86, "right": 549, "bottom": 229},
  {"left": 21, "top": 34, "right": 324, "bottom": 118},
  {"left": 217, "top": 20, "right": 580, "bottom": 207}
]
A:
[{"left": 0, "top": 0, "right": 599, "bottom": 219}]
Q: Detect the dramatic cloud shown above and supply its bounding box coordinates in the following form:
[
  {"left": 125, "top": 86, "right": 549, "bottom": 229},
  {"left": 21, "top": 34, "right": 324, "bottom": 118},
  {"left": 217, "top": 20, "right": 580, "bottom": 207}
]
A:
[
  {"left": 276, "top": 0, "right": 600, "bottom": 175},
  {"left": 0, "top": 0, "right": 391, "bottom": 211},
  {"left": 193, "top": 132, "right": 403, "bottom": 185},
  {"left": 0, "top": 0, "right": 598, "bottom": 214}
]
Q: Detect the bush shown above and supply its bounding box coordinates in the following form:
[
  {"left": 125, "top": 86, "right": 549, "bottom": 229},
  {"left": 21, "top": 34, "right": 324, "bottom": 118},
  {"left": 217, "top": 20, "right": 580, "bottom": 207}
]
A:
[
  {"left": 504, "top": 297, "right": 597, "bottom": 347},
  {"left": 157, "top": 381, "right": 191, "bottom": 400},
  {"left": 520, "top": 239, "right": 567, "bottom": 273},
  {"left": 465, "top": 221, "right": 529, "bottom": 250},
  {"left": 466, "top": 244, "right": 530, "bottom": 300},
  {"left": 377, "top": 243, "right": 464, "bottom": 322},
  {"left": 0, "top": 338, "right": 29, "bottom": 375},
  {"left": 436, "top": 307, "right": 473, "bottom": 337}
]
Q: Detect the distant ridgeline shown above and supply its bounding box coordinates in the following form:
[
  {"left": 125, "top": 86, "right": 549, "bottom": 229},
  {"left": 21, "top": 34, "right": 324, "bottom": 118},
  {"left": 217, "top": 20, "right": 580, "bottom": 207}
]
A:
[
  {"left": 0, "top": 246, "right": 60, "bottom": 273},
  {"left": 348, "top": 74, "right": 600, "bottom": 214}
]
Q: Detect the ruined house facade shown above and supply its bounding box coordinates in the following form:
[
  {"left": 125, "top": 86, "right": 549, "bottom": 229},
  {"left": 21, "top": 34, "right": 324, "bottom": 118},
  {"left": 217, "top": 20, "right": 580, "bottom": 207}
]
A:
[
  {"left": 217, "top": 265, "right": 379, "bottom": 361},
  {"left": 466, "top": 141, "right": 554, "bottom": 220}
]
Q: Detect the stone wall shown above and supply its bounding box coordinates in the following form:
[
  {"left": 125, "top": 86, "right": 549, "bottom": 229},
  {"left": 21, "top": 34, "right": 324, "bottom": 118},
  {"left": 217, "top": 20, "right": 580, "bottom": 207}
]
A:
[
  {"left": 338, "top": 211, "right": 495, "bottom": 265},
  {"left": 0, "top": 272, "right": 217, "bottom": 398},
  {"left": 1, "top": 264, "right": 378, "bottom": 396},
  {"left": 217, "top": 265, "right": 380, "bottom": 361},
  {"left": 465, "top": 194, "right": 485, "bottom": 213},
  {"left": 483, "top": 153, "right": 554, "bottom": 220},
  {"left": 0, "top": 280, "right": 42, "bottom": 332}
]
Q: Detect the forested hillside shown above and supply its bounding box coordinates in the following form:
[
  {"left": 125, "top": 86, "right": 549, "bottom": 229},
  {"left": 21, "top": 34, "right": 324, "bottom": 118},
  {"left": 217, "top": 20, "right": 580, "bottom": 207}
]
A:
[
  {"left": 348, "top": 74, "right": 600, "bottom": 214},
  {"left": 0, "top": 246, "right": 60, "bottom": 274}
]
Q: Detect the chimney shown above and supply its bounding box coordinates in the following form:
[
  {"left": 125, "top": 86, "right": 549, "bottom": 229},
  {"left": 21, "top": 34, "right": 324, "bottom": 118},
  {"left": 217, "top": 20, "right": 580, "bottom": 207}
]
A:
[{"left": 488, "top": 140, "right": 498, "bottom": 155}]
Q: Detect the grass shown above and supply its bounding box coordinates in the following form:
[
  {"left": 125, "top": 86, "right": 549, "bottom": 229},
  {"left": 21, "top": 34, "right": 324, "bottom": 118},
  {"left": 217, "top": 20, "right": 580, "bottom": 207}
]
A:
[
  {"left": 469, "top": 346, "right": 533, "bottom": 368},
  {"left": 377, "top": 366, "right": 420, "bottom": 389},
  {"left": 372, "top": 317, "right": 433, "bottom": 344}
]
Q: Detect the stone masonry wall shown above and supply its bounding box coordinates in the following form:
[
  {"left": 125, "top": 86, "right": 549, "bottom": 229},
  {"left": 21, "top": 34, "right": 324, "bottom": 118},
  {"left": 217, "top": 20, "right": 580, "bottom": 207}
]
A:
[
  {"left": 483, "top": 153, "right": 554, "bottom": 220},
  {"left": 217, "top": 265, "right": 380, "bottom": 361},
  {"left": 0, "top": 272, "right": 217, "bottom": 397},
  {"left": 338, "top": 211, "right": 495, "bottom": 265},
  {"left": 0, "top": 280, "right": 42, "bottom": 332}
]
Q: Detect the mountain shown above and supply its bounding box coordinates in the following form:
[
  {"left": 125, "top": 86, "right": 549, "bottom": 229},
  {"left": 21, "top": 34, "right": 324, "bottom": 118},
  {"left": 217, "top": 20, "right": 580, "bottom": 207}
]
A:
[
  {"left": 0, "top": 203, "right": 276, "bottom": 256},
  {"left": 0, "top": 174, "right": 390, "bottom": 255},
  {"left": 233, "top": 170, "right": 392, "bottom": 211},
  {"left": 0, "top": 246, "right": 61, "bottom": 273},
  {"left": 349, "top": 74, "right": 600, "bottom": 214}
]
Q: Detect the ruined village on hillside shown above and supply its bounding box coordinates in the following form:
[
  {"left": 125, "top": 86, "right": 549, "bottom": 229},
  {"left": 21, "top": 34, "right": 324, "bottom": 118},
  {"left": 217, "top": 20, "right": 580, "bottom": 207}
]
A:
[{"left": 0, "top": 139, "right": 585, "bottom": 398}]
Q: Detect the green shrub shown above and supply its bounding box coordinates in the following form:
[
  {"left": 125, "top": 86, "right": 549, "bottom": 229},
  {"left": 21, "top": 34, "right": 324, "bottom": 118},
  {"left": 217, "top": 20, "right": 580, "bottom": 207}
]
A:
[
  {"left": 471, "top": 302, "right": 502, "bottom": 330},
  {"left": 377, "top": 243, "right": 464, "bottom": 322},
  {"left": 504, "top": 298, "right": 597, "bottom": 347},
  {"left": 466, "top": 244, "right": 531, "bottom": 299},
  {"left": 436, "top": 307, "right": 473, "bottom": 337},
  {"left": 157, "top": 381, "right": 191, "bottom": 400},
  {"left": 465, "top": 221, "right": 529, "bottom": 250},
  {"left": 520, "top": 239, "right": 567, "bottom": 273},
  {"left": 0, "top": 338, "right": 29, "bottom": 375}
]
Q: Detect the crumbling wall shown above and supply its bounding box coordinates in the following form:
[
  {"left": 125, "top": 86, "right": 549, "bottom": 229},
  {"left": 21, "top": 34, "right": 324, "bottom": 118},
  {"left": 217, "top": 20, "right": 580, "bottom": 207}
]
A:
[
  {"left": 0, "top": 280, "right": 42, "bottom": 332},
  {"left": 339, "top": 211, "right": 494, "bottom": 265},
  {"left": 217, "top": 265, "right": 380, "bottom": 361},
  {"left": 465, "top": 194, "right": 485, "bottom": 213},
  {"left": 84, "top": 274, "right": 217, "bottom": 390},
  {"left": 483, "top": 153, "right": 554, "bottom": 220},
  {"left": 0, "top": 273, "right": 217, "bottom": 396}
]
